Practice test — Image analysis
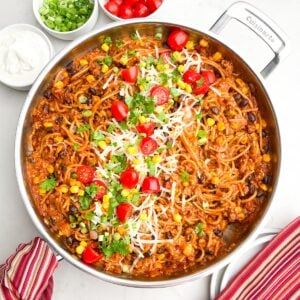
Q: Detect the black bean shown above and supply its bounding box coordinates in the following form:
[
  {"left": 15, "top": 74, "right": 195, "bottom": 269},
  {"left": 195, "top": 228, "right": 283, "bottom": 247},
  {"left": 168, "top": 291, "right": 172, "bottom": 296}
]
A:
[
  {"left": 198, "top": 174, "right": 205, "bottom": 184},
  {"left": 211, "top": 106, "right": 220, "bottom": 115},
  {"left": 257, "top": 189, "right": 266, "bottom": 198},
  {"left": 69, "top": 205, "right": 78, "bottom": 215},
  {"left": 205, "top": 249, "right": 214, "bottom": 255},
  {"left": 28, "top": 157, "right": 35, "bottom": 164},
  {"left": 246, "top": 174, "right": 253, "bottom": 184},
  {"left": 162, "top": 42, "right": 169, "bottom": 49},
  {"left": 207, "top": 183, "right": 216, "bottom": 189},
  {"left": 88, "top": 87, "right": 97, "bottom": 95},
  {"left": 58, "top": 150, "right": 67, "bottom": 158},
  {"left": 86, "top": 98, "right": 93, "bottom": 105},
  {"left": 43, "top": 89, "right": 53, "bottom": 100},
  {"left": 55, "top": 116, "right": 63, "bottom": 125},
  {"left": 263, "top": 175, "right": 271, "bottom": 185},
  {"left": 263, "top": 144, "right": 270, "bottom": 153},
  {"left": 262, "top": 129, "right": 268, "bottom": 137},
  {"left": 165, "top": 232, "right": 173, "bottom": 239},
  {"left": 213, "top": 229, "right": 223, "bottom": 237},
  {"left": 42, "top": 104, "right": 49, "bottom": 114},
  {"left": 157, "top": 247, "right": 166, "bottom": 254},
  {"left": 239, "top": 99, "right": 249, "bottom": 108},
  {"left": 66, "top": 61, "right": 76, "bottom": 75},
  {"left": 234, "top": 93, "right": 241, "bottom": 101},
  {"left": 64, "top": 98, "right": 72, "bottom": 105},
  {"left": 186, "top": 233, "right": 193, "bottom": 242},
  {"left": 144, "top": 250, "right": 151, "bottom": 257},
  {"left": 66, "top": 236, "right": 73, "bottom": 246},
  {"left": 247, "top": 112, "right": 257, "bottom": 123},
  {"left": 249, "top": 83, "right": 256, "bottom": 94},
  {"left": 248, "top": 184, "right": 256, "bottom": 195}
]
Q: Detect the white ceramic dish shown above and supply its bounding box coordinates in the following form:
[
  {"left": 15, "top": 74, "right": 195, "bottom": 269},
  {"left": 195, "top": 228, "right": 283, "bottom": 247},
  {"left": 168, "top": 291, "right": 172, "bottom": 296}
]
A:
[
  {"left": 98, "top": 0, "right": 166, "bottom": 21},
  {"left": 210, "top": 228, "right": 281, "bottom": 300},
  {"left": 32, "top": 0, "right": 99, "bottom": 40},
  {"left": 0, "top": 23, "right": 54, "bottom": 91}
]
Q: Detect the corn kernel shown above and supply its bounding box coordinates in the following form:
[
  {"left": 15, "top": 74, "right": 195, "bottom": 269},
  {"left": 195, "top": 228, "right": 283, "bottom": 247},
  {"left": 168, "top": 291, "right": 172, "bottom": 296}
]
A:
[
  {"left": 235, "top": 78, "right": 245, "bottom": 87},
  {"left": 138, "top": 115, "right": 147, "bottom": 124},
  {"left": 172, "top": 51, "right": 182, "bottom": 62},
  {"left": 211, "top": 177, "right": 220, "bottom": 185},
  {"left": 76, "top": 245, "right": 85, "bottom": 255},
  {"left": 86, "top": 75, "right": 95, "bottom": 83},
  {"left": 177, "top": 79, "right": 186, "bottom": 89},
  {"left": 263, "top": 154, "right": 271, "bottom": 162},
  {"left": 120, "top": 55, "right": 128, "bottom": 65},
  {"left": 103, "top": 195, "right": 110, "bottom": 202},
  {"left": 213, "top": 51, "right": 222, "bottom": 61},
  {"left": 78, "top": 189, "right": 84, "bottom": 196},
  {"left": 164, "top": 64, "right": 169, "bottom": 71},
  {"left": 79, "top": 59, "right": 88, "bottom": 66},
  {"left": 54, "top": 136, "right": 64, "bottom": 143},
  {"left": 54, "top": 80, "right": 64, "bottom": 89},
  {"left": 255, "top": 123, "right": 260, "bottom": 130},
  {"left": 105, "top": 137, "right": 111, "bottom": 144},
  {"left": 173, "top": 213, "right": 182, "bottom": 223},
  {"left": 70, "top": 185, "right": 79, "bottom": 194},
  {"left": 185, "top": 84, "right": 192, "bottom": 93},
  {"left": 231, "top": 122, "right": 239, "bottom": 129},
  {"left": 140, "top": 61, "right": 146, "bottom": 68},
  {"left": 33, "top": 177, "right": 40, "bottom": 184},
  {"left": 117, "top": 227, "right": 127, "bottom": 235},
  {"left": 101, "top": 64, "right": 109, "bottom": 73},
  {"left": 121, "top": 189, "right": 130, "bottom": 197},
  {"left": 152, "top": 155, "right": 161, "bottom": 164},
  {"left": 132, "top": 188, "right": 139, "bottom": 194},
  {"left": 242, "top": 86, "right": 249, "bottom": 94},
  {"left": 199, "top": 39, "right": 208, "bottom": 47},
  {"left": 139, "top": 85, "right": 145, "bottom": 91},
  {"left": 235, "top": 207, "right": 242, "bottom": 213},
  {"left": 101, "top": 43, "right": 110, "bottom": 52},
  {"left": 207, "top": 118, "right": 215, "bottom": 127},
  {"left": 183, "top": 182, "right": 189, "bottom": 187},
  {"left": 158, "top": 253, "right": 165, "bottom": 260},
  {"left": 47, "top": 165, "right": 54, "bottom": 174},
  {"left": 217, "top": 121, "right": 226, "bottom": 131},
  {"left": 126, "top": 146, "right": 138, "bottom": 155},
  {"left": 157, "top": 64, "right": 164, "bottom": 72},
  {"left": 140, "top": 212, "right": 148, "bottom": 221},
  {"left": 261, "top": 119, "right": 267, "bottom": 128},
  {"left": 133, "top": 158, "right": 140, "bottom": 165},
  {"left": 186, "top": 40, "right": 194, "bottom": 49},
  {"left": 43, "top": 121, "right": 53, "bottom": 128},
  {"left": 260, "top": 184, "right": 268, "bottom": 191},
  {"left": 240, "top": 135, "right": 248, "bottom": 144},
  {"left": 216, "top": 136, "right": 224, "bottom": 146},
  {"left": 59, "top": 185, "right": 69, "bottom": 194},
  {"left": 98, "top": 140, "right": 107, "bottom": 150},
  {"left": 70, "top": 179, "right": 80, "bottom": 186},
  {"left": 177, "top": 65, "right": 185, "bottom": 73},
  {"left": 183, "top": 244, "right": 194, "bottom": 256},
  {"left": 127, "top": 194, "right": 133, "bottom": 200},
  {"left": 39, "top": 189, "right": 46, "bottom": 195}
]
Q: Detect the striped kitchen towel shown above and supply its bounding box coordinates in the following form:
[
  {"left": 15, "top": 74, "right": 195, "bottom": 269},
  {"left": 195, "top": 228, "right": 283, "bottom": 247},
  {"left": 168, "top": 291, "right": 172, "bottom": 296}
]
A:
[
  {"left": 215, "top": 217, "right": 300, "bottom": 300},
  {"left": 0, "top": 237, "right": 58, "bottom": 300}
]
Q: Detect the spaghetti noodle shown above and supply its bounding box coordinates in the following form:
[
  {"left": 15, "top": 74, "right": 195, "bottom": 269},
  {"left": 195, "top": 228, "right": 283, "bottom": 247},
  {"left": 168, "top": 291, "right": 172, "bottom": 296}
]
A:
[{"left": 25, "top": 29, "right": 272, "bottom": 278}]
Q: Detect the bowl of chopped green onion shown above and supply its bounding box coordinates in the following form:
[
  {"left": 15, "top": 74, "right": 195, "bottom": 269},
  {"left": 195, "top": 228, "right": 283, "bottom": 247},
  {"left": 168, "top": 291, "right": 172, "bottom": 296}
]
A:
[{"left": 33, "top": 0, "right": 98, "bottom": 40}]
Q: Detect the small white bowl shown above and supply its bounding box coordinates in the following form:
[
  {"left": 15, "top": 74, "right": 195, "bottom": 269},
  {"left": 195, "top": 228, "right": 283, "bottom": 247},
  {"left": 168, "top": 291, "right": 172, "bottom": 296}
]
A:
[
  {"left": 0, "top": 23, "right": 54, "bottom": 91},
  {"left": 33, "top": 0, "right": 99, "bottom": 40},
  {"left": 99, "top": 0, "right": 166, "bottom": 21}
]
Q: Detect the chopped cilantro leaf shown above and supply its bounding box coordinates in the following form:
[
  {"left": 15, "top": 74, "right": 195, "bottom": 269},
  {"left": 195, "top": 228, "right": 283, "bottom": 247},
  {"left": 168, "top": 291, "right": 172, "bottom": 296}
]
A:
[
  {"left": 104, "top": 36, "right": 112, "bottom": 45},
  {"left": 130, "top": 31, "right": 139, "bottom": 40},
  {"left": 101, "top": 237, "right": 130, "bottom": 257},
  {"left": 170, "top": 87, "right": 180, "bottom": 98},
  {"left": 85, "top": 183, "right": 98, "bottom": 198},
  {"left": 73, "top": 143, "right": 79, "bottom": 151},
  {"left": 181, "top": 171, "right": 190, "bottom": 183},
  {"left": 115, "top": 40, "right": 124, "bottom": 48},
  {"left": 158, "top": 73, "right": 169, "bottom": 85},
  {"left": 197, "top": 130, "right": 207, "bottom": 138},
  {"left": 90, "top": 131, "right": 105, "bottom": 147},
  {"left": 39, "top": 177, "right": 56, "bottom": 192},
  {"left": 85, "top": 211, "right": 95, "bottom": 221},
  {"left": 77, "top": 124, "right": 91, "bottom": 133},
  {"left": 111, "top": 154, "right": 127, "bottom": 174},
  {"left": 82, "top": 110, "right": 93, "bottom": 117},
  {"left": 119, "top": 122, "right": 128, "bottom": 130},
  {"left": 195, "top": 223, "right": 205, "bottom": 236},
  {"left": 127, "top": 49, "right": 136, "bottom": 56},
  {"left": 98, "top": 55, "right": 113, "bottom": 66},
  {"left": 79, "top": 195, "right": 92, "bottom": 210},
  {"left": 172, "top": 68, "right": 182, "bottom": 82},
  {"left": 107, "top": 124, "right": 116, "bottom": 133},
  {"left": 195, "top": 112, "right": 203, "bottom": 120}
]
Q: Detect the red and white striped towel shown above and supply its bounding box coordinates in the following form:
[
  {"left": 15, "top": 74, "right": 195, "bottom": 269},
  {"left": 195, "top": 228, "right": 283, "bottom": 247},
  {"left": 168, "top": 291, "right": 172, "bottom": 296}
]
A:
[
  {"left": 0, "top": 237, "right": 58, "bottom": 300},
  {"left": 215, "top": 217, "right": 300, "bottom": 300}
]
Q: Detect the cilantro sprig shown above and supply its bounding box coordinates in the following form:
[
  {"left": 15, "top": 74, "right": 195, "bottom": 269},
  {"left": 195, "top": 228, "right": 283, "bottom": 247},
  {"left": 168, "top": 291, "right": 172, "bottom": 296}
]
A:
[{"left": 39, "top": 177, "right": 57, "bottom": 192}]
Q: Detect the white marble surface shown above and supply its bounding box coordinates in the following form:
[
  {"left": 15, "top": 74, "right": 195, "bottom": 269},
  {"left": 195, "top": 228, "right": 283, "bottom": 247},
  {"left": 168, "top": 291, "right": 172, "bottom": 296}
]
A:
[{"left": 1, "top": 0, "right": 300, "bottom": 299}]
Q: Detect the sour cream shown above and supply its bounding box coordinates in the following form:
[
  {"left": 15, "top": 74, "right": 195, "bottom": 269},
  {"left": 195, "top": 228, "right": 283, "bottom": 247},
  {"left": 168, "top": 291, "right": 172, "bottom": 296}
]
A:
[{"left": 0, "top": 24, "right": 53, "bottom": 90}]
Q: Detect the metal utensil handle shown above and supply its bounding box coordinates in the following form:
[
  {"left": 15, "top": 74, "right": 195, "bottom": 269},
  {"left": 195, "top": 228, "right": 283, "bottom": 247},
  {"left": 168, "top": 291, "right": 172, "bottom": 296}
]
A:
[{"left": 210, "top": 1, "right": 291, "bottom": 78}]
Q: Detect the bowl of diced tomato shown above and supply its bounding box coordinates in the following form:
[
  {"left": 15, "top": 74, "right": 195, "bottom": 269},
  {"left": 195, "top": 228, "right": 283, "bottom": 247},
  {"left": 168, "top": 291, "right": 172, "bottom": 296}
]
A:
[{"left": 99, "top": 0, "right": 164, "bottom": 21}]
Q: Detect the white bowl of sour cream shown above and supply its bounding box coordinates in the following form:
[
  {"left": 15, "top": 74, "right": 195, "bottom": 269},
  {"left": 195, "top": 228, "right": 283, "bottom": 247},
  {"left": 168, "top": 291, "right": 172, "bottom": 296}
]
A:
[{"left": 0, "top": 24, "right": 54, "bottom": 91}]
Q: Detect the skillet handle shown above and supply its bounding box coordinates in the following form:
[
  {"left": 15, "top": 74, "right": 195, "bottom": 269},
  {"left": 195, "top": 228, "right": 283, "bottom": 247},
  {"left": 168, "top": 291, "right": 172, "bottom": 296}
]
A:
[{"left": 209, "top": 1, "right": 291, "bottom": 78}]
